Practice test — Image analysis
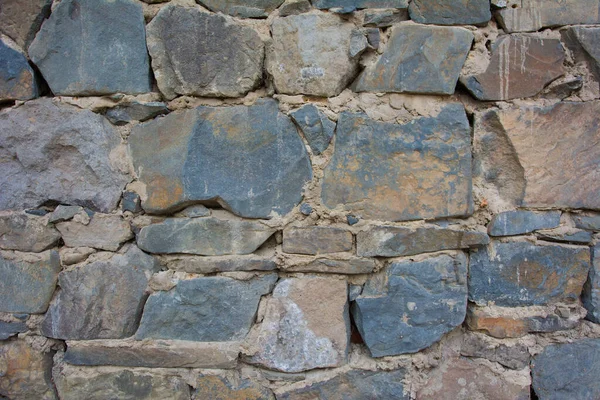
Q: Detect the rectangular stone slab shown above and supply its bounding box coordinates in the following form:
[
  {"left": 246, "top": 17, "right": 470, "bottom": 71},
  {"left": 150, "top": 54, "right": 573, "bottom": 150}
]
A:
[{"left": 283, "top": 226, "right": 353, "bottom": 255}]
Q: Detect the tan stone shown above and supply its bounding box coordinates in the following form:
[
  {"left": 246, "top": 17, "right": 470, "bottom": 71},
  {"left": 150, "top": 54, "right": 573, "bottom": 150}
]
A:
[
  {"left": 57, "top": 214, "right": 133, "bottom": 251},
  {"left": 193, "top": 375, "right": 274, "bottom": 400}
]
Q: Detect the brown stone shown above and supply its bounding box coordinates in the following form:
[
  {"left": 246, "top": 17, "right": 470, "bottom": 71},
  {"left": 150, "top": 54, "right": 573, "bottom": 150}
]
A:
[
  {"left": 193, "top": 375, "right": 274, "bottom": 400},
  {"left": 0, "top": 0, "right": 51, "bottom": 51},
  {"left": 56, "top": 214, "right": 133, "bottom": 251},
  {"left": 283, "top": 226, "right": 353, "bottom": 255}
]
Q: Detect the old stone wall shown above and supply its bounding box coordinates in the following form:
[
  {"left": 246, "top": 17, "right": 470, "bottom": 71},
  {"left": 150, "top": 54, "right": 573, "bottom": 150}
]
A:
[{"left": 1, "top": 0, "right": 600, "bottom": 399}]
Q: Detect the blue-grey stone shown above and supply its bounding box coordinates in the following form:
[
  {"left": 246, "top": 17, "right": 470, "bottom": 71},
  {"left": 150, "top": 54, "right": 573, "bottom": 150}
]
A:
[
  {"left": 488, "top": 210, "right": 561, "bottom": 236},
  {"left": 197, "top": 0, "right": 284, "bottom": 17},
  {"left": 346, "top": 215, "right": 359, "bottom": 225},
  {"left": 537, "top": 229, "right": 593, "bottom": 244},
  {"left": 0, "top": 37, "right": 38, "bottom": 101},
  {"left": 312, "top": 0, "right": 409, "bottom": 9},
  {"left": 353, "top": 24, "right": 473, "bottom": 94},
  {"left": 121, "top": 192, "right": 142, "bottom": 213},
  {"left": 322, "top": 105, "right": 473, "bottom": 221},
  {"left": 469, "top": 241, "right": 590, "bottom": 307},
  {"left": 300, "top": 203, "right": 313, "bottom": 215},
  {"left": 28, "top": 0, "right": 151, "bottom": 96},
  {"left": 0, "top": 212, "right": 60, "bottom": 253},
  {"left": 135, "top": 274, "right": 277, "bottom": 341},
  {"left": 409, "top": 0, "right": 491, "bottom": 25},
  {"left": 572, "top": 213, "right": 600, "bottom": 231},
  {"left": 583, "top": 245, "right": 600, "bottom": 323},
  {"left": 352, "top": 252, "right": 468, "bottom": 357},
  {"left": 105, "top": 102, "right": 169, "bottom": 126},
  {"left": 0, "top": 321, "right": 27, "bottom": 340},
  {"left": 532, "top": 339, "right": 600, "bottom": 400},
  {"left": 290, "top": 104, "right": 335, "bottom": 155},
  {"left": 129, "top": 99, "right": 312, "bottom": 218}
]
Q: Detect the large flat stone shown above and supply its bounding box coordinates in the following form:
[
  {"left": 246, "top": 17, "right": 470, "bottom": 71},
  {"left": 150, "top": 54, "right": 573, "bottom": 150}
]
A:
[
  {"left": 469, "top": 241, "right": 590, "bottom": 307},
  {"left": 322, "top": 105, "right": 472, "bottom": 221},
  {"left": 461, "top": 36, "right": 565, "bottom": 101},
  {"left": 474, "top": 102, "right": 600, "bottom": 210},
  {"left": 0, "top": 37, "right": 38, "bottom": 101},
  {"left": 136, "top": 274, "right": 277, "bottom": 341},
  {"left": 197, "top": 0, "right": 284, "bottom": 17},
  {"left": 283, "top": 226, "right": 353, "bottom": 255},
  {"left": 409, "top": 0, "right": 491, "bottom": 25},
  {"left": 0, "top": 99, "right": 129, "bottom": 213},
  {"left": 312, "top": 0, "right": 409, "bottom": 9},
  {"left": 57, "top": 214, "right": 133, "bottom": 252},
  {"left": 29, "top": 0, "right": 150, "bottom": 96},
  {"left": 353, "top": 24, "right": 473, "bottom": 94},
  {"left": 0, "top": 0, "right": 51, "bottom": 51},
  {"left": 352, "top": 252, "right": 468, "bottom": 357},
  {"left": 488, "top": 210, "right": 561, "bottom": 237},
  {"left": 583, "top": 245, "right": 600, "bottom": 323},
  {"left": 129, "top": 99, "right": 312, "bottom": 218},
  {"left": 147, "top": 6, "right": 263, "bottom": 99},
  {"left": 0, "top": 212, "right": 60, "bottom": 253},
  {"left": 194, "top": 375, "right": 274, "bottom": 400}
]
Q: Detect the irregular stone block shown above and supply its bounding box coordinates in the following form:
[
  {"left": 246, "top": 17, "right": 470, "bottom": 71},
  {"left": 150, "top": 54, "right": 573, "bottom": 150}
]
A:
[
  {"left": 532, "top": 339, "right": 600, "bottom": 400},
  {"left": 474, "top": 102, "right": 600, "bottom": 210},
  {"left": 0, "top": 212, "right": 60, "bottom": 253},
  {"left": 460, "top": 332, "right": 530, "bottom": 370},
  {"left": 583, "top": 245, "right": 600, "bottom": 323},
  {"left": 268, "top": 12, "right": 361, "bottom": 97},
  {"left": 409, "top": 0, "right": 491, "bottom": 25},
  {"left": 57, "top": 214, "right": 133, "bottom": 252},
  {"left": 246, "top": 277, "right": 349, "bottom": 372},
  {"left": 0, "top": 321, "right": 27, "bottom": 340},
  {"left": 136, "top": 274, "right": 277, "bottom": 341},
  {"left": 322, "top": 105, "right": 473, "bottom": 221},
  {"left": 461, "top": 36, "right": 565, "bottom": 101},
  {"left": 137, "top": 218, "right": 275, "bottom": 255},
  {"left": 129, "top": 100, "right": 312, "bottom": 218},
  {"left": 197, "top": 0, "right": 284, "bottom": 17},
  {"left": 352, "top": 253, "right": 468, "bottom": 357},
  {"left": 0, "top": 0, "right": 51, "bottom": 51},
  {"left": 488, "top": 210, "right": 561, "bottom": 237},
  {"left": 279, "top": 0, "right": 312, "bottom": 17},
  {"left": 174, "top": 204, "right": 210, "bottom": 218},
  {"left": 0, "top": 250, "right": 59, "bottom": 313},
  {"left": 357, "top": 226, "right": 488, "bottom": 257},
  {"left": 290, "top": 104, "right": 335, "bottom": 155},
  {"left": 0, "top": 37, "right": 38, "bottom": 101},
  {"left": 362, "top": 9, "right": 408, "bottom": 27},
  {"left": 312, "top": 0, "right": 409, "bottom": 9},
  {"left": 147, "top": 6, "right": 263, "bottom": 99},
  {"left": 194, "top": 375, "right": 274, "bottom": 400},
  {"left": 540, "top": 77, "right": 584, "bottom": 100},
  {"left": 353, "top": 24, "right": 473, "bottom": 94},
  {"left": 283, "top": 257, "right": 376, "bottom": 274},
  {"left": 48, "top": 205, "right": 83, "bottom": 224},
  {"left": 283, "top": 226, "right": 353, "bottom": 255},
  {"left": 41, "top": 246, "right": 159, "bottom": 340},
  {"left": 122, "top": 192, "right": 142, "bottom": 213},
  {"left": 562, "top": 26, "right": 600, "bottom": 82},
  {"left": 0, "top": 99, "right": 129, "bottom": 213},
  {"left": 572, "top": 213, "right": 600, "bottom": 231},
  {"left": 104, "top": 102, "right": 169, "bottom": 126},
  {"left": 167, "top": 255, "right": 277, "bottom": 274},
  {"left": 469, "top": 241, "right": 590, "bottom": 307},
  {"left": 537, "top": 229, "right": 593, "bottom": 244}
]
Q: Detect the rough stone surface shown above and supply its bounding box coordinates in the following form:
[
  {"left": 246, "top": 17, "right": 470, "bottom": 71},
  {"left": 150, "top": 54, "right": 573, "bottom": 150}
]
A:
[
  {"left": 409, "top": 0, "right": 491, "bottom": 25},
  {"left": 283, "top": 226, "right": 353, "bottom": 255},
  {"left": 461, "top": 36, "right": 565, "bottom": 101},
  {"left": 322, "top": 105, "right": 472, "bottom": 221},
  {"left": 290, "top": 104, "right": 335, "bottom": 155},
  {"left": 0, "top": 250, "right": 60, "bottom": 313},
  {"left": 246, "top": 277, "right": 349, "bottom": 372},
  {"left": 537, "top": 229, "right": 593, "bottom": 244},
  {"left": 469, "top": 241, "right": 590, "bottom": 307},
  {"left": 197, "top": 0, "right": 284, "bottom": 17},
  {"left": 279, "top": 0, "right": 312, "bottom": 17},
  {"left": 0, "top": 321, "right": 27, "bottom": 340},
  {"left": 194, "top": 375, "right": 274, "bottom": 400},
  {"left": 353, "top": 24, "right": 473, "bottom": 94},
  {"left": 573, "top": 213, "right": 600, "bottom": 231},
  {"left": 0, "top": 99, "right": 129, "bottom": 213},
  {"left": 474, "top": 102, "right": 600, "bottom": 210},
  {"left": 362, "top": 9, "right": 408, "bottom": 27},
  {"left": 167, "top": 256, "right": 277, "bottom": 274},
  {"left": 137, "top": 218, "right": 275, "bottom": 255},
  {"left": 460, "top": 332, "right": 530, "bottom": 370},
  {"left": 312, "top": 0, "right": 409, "bottom": 9},
  {"left": 0, "top": 37, "right": 39, "bottom": 101},
  {"left": 41, "top": 246, "right": 159, "bottom": 340},
  {"left": 562, "top": 26, "right": 600, "bottom": 82},
  {"left": 57, "top": 214, "right": 133, "bottom": 252},
  {"left": 147, "top": 6, "right": 264, "bottom": 99},
  {"left": 487, "top": 210, "right": 561, "bottom": 237},
  {"left": 28, "top": 0, "right": 151, "bottom": 96},
  {"left": 129, "top": 99, "right": 312, "bottom": 218},
  {"left": 104, "top": 102, "right": 169, "bottom": 126},
  {"left": 0, "top": 212, "right": 60, "bottom": 253},
  {"left": 357, "top": 226, "right": 488, "bottom": 257},
  {"left": 0, "top": 0, "right": 51, "bottom": 51},
  {"left": 283, "top": 257, "right": 376, "bottom": 274},
  {"left": 122, "top": 192, "right": 142, "bottom": 214},
  {"left": 532, "top": 339, "right": 600, "bottom": 400},
  {"left": 174, "top": 205, "right": 211, "bottom": 218},
  {"left": 268, "top": 12, "right": 361, "bottom": 97},
  {"left": 583, "top": 245, "right": 600, "bottom": 323},
  {"left": 136, "top": 274, "right": 277, "bottom": 341},
  {"left": 352, "top": 252, "right": 468, "bottom": 357},
  {"left": 48, "top": 206, "right": 83, "bottom": 224}
]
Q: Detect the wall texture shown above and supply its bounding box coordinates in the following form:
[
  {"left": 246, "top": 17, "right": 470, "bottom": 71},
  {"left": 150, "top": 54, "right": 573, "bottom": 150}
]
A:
[{"left": 1, "top": 0, "right": 600, "bottom": 399}]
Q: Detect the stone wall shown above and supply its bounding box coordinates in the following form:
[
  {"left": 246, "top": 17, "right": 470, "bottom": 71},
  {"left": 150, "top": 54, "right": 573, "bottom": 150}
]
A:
[{"left": 1, "top": 0, "right": 600, "bottom": 399}]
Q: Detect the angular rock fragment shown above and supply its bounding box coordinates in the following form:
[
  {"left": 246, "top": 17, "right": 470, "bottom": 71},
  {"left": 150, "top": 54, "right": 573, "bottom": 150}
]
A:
[
  {"left": 322, "top": 105, "right": 473, "bottom": 221},
  {"left": 283, "top": 226, "right": 353, "bottom": 255},
  {"left": 409, "top": 0, "right": 491, "bottom": 25},
  {"left": 540, "top": 77, "right": 583, "bottom": 100},
  {"left": 0, "top": 0, "right": 52, "bottom": 51},
  {"left": 104, "top": 102, "right": 169, "bottom": 126},
  {"left": 353, "top": 24, "right": 473, "bottom": 94},
  {"left": 129, "top": 100, "right": 312, "bottom": 218},
  {"left": 562, "top": 26, "right": 600, "bottom": 81},
  {"left": 57, "top": 214, "right": 133, "bottom": 252},
  {"left": 0, "top": 321, "right": 27, "bottom": 340},
  {"left": 246, "top": 277, "right": 349, "bottom": 372},
  {"left": 537, "top": 229, "right": 593, "bottom": 245},
  {"left": 583, "top": 245, "right": 600, "bottom": 323},
  {"left": 352, "top": 252, "right": 467, "bottom": 357},
  {"left": 362, "top": 9, "right": 408, "bottom": 27},
  {"left": 29, "top": 0, "right": 151, "bottom": 96},
  {"left": 487, "top": 210, "right": 561, "bottom": 237},
  {"left": 460, "top": 332, "right": 530, "bottom": 370},
  {"left": 147, "top": 6, "right": 264, "bottom": 99},
  {"left": 136, "top": 274, "right": 277, "bottom": 341},
  {"left": 312, "top": 0, "right": 409, "bottom": 9},
  {"left": 461, "top": 36, "right": 565, "bottom": 101},
  {"left": 122, "top": 192, "right": 142, "bottom": 214},
  {"left": 197, "top": 0, "right": 284, "bottom": 18},
  {"left": 283, "top": 257, "right": 376, "bottom": 274},
  {"left": 572, "top": 213, "right": 600, "bottom": 231},
  {"left": 0, "top": 212, "right": 60, "bottom": 252},
  {"left": 167, "top": 255, "right": 277, "bottom": 274},
  {"left": 48, "top": 205, "right": 83, "bottom": 224},
  {"left": 279, "top": 0, "right": 312, "bottom": 17},
  {"left": 194, "top": 375, "right": 274, "bottom": 400},
  {"left": 0, "top": 37, "right": 38, "bottom": 101},
  {"left": 290, "top": 104, "right": 335, "bottom": 155}
]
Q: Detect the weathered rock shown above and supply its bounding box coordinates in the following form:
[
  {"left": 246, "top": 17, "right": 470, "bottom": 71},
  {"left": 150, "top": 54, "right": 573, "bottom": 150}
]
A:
[
  {"left": 562, "top": 26, "right": 600, "bottom": 82},
  {"left": 57, "top": 214, "right": 133, "bottom": 252},
  {"left": 129, "top": 100, "right": 312, "bottom": 218},
  {"left": 322, "top": 105, "right": 473, "bottom": 221},
  {"left": 357, "top": 226, "right": 488, "bottom": 257},
  {"left": 277, "top": 369, "right": 408, "bottom": 399},
  {"left": 469, "top": 241, "right": 590, "bottom": 307},
  {"left": 283, "top": 226, "right": 353, "bottom": 255},
  {"left": 572, "top": 213, "right": 600, "bottom": 231},
  {"left": 312, "top": 0, "right": 409, "bottom": 9},
  {"left": 41, "top": 246, "right": 159, "bottom": 340},
  {"left": 268, "top": 12, "right": 361, "bottom": 97},
  {"left": 194, "top": 375, "right": 274, "bottom": 400},
  {"left": 488, "top": 210, "right": 561, "bottom": 237},
  {"left": 29, "top": 0, "right": 150, "bottom": 96},
  {"left": 0, "top": 37, "right": 38, "bottom": 101},
  {"left": 540, "top": 77, "right": 584, "bottom": 100},
  {"left": 290, "top": 104, "right": 335, "bottom": 155},
  {"left": 283, "top": 257, "right": 376, "bottom": 274},
  {"left": 174, "top": 205, "right": 210, "bottom": 218},
  {"left": 0, "top": 321, "right": 27, "bottom": 340},
  {"left": 409, "top": 0, "right": 491, "bottom": 25},
  {"left": 583, "top": 245, "right": 600, "bottom": 323},
  {"left": 136, "top": 274, "right": 277, "bottom": 341},
  {"left": 299, "top": 203, "right": 313, "bottom": 215},
  {"left": 0, "top": 0, "right": 51, "bottom": 51},
  {"left": 48, "top": 205, "right": 83, "bottom": 224},
  {"left": 167, "top": 255, "right": 277, "bottom": 274},
  {"left": 197, "top": 0, "right": 284, "bottom": 17},
  {"left": 496, "top": 0, "right": 600, "bottom": 33},
  {"left": 461, "top": 36, "right": 565, "bottom": 101},
  {"left": 362, "top": 9, "right": 408, "bottom": 27},
  {"left": 352, "top": 252, "right": 468, "bottom": 357},
  {"left": 246, "top": 277, "right": 349, "bottom": 372},
  {"left": 353, "top": 24, "right": 473, "bottom": 94},
  {"left": 460, "top": 332, "right": 530, "bottom": 370},
  {"left": 147, "top": 6, "right": 263, "bottom": 99},
  {"left": 0, "top": 340, "right": 56, "bottom": 400},
  {"left": 532, "top": 339, "right": 600, "bottom": 400},
  {"left": 0, "top": 250, "right": 60, "bottom": 313},
  {"left": 279, "top": 0, "right": 312, "bottom": 17},
  {"left": 474, "top": 102, "right": 600, "bottom": 210},
  {"left": 0, "top": 212, "right": 60, "bottom": 252},
  {"left": 59, "top": 247, "right": 95, "bottom": 266},
  {"left": 0, "top": 99, "right": 129, "bottom": 213},
  {"left": 137, "top": 218, "right": 275, "bottom": 255},
  {"left": 122, "top": 192, "right": 142, "bottom": 213},
  {"left": 104, "top": 102, "right": 169, "bottom": 126},
  {"left": 537, "top": 229, "right": 593, "bottom": 244}
]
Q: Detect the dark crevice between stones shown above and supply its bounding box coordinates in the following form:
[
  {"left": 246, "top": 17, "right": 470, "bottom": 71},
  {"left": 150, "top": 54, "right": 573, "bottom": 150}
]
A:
[
  {"left": 349, "top": 305, "right": 364, "bottom": 345},
  {"left": 530, "top": 385, "right": 539, "bottom": 400}
]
